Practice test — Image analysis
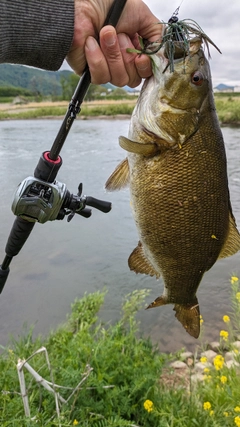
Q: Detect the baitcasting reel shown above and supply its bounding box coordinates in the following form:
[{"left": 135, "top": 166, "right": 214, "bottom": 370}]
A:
[{"left": 12, "top": 175, "right": 111, "bottom": 223}]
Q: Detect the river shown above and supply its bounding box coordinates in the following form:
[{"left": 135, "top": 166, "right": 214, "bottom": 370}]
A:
[{"left": 0, "top": 119, "right": 239, "bottom": 353}]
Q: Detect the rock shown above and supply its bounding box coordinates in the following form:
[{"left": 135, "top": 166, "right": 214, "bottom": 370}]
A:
[
  {"left": 194, "top": 362, "right": 212, "bottom": 373},
  {"left": 180, "top": 351, "right": 194, "bottom": 361},
  {"left": 190, "top": 373, "right": 205, "bottom": 383},
  {"left": 169, "top": 361, "right": 188, "bottom": 369},
  {"left": 200, "top": 350, "right": 217, "bottom": 362},
  {"left": 232, "top": 341, "right": 240, "bottom": 351},
  {"left": 225, "top": 351, "right": 237, "bottom": 362},
  {"left": 225, "top": 359, "right": 240, "bottom": 369},
  {"left": 208, "top": 341, "right": 221, "bottom": 352}
]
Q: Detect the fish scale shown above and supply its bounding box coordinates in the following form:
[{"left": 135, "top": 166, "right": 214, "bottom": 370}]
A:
[{"left": 106, "top": 39, "right": 240, "bottom": 338}]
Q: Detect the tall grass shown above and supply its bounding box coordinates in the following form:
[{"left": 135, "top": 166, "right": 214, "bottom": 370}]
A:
[
  {"left": 0, "top": 104, "right": 135, "bottom": 120},
  {"left": 1, "top": 277, "right": 240, "bottom": 426}
]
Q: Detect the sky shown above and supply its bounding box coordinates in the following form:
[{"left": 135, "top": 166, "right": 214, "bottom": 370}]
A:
[
  {"left": 62, "top": 0, "right": 240, "bottom": 88},
  {"left": 144, "top": 0, "right": 240, "bottom": 87}
]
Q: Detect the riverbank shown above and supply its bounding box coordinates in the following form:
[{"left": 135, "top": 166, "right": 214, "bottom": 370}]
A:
[
  {"left": 0, "top": 96, "right": 240, "bottom": 124},
  {"left": 1, "top": 278, "right": 240, "bottom": 426}
]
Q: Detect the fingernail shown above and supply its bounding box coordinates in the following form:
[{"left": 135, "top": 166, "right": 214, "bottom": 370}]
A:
[
  {"left": 118, "top": 33, "right": 130, "bottom": 49},
  {"left": 103, "top": 30, "right": 116, "bottom": 47},
  {"left": 85, "top": 36, "right": 98, "bottom": 52}
]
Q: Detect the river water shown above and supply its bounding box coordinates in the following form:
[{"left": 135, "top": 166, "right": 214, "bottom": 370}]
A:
[{"left": 0, "top": 119, "right": 239, "bottom": 353}]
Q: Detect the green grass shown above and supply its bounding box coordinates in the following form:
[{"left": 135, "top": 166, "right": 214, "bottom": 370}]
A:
[
  {"left": 215, "top": 97, "right": 240, "bottom": 124},
  {"left": 0, "top": 104, "right": 135, "bottom": 120},
  {"left": 1, "top": 277, "right": 240, "bottom": 426},
  {"left": 0, "top": 289, "right": 167, "bottom": 426},
  {"left": 0, "top": 96, "right": 240, "bottom": 123}
]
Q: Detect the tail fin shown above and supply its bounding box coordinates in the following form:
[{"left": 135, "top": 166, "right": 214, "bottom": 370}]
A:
[{"left": 173, "top": 298, "right": 200, "bottom": 338}]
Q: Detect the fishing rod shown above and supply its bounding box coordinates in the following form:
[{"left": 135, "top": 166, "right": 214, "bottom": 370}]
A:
[{"left": 0, "top": 0, "right": 128, "bottom": 293}]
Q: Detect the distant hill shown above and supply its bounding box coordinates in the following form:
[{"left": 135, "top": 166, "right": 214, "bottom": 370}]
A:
[
  {"left": 214, "top": 83, "right": 235, "bottom": 92},
  {"left": 0, "top": 64, "right": 135, "bottom": 98},
  {"left": 0, "top": 63, "right": 72, "bottom": 96}
]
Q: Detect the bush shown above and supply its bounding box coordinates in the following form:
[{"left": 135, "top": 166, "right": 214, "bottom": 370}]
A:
[{"left": 0, "top": 289, "right": 167, "bottom": 426}]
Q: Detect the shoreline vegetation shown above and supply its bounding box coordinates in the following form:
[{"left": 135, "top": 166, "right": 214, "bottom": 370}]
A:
[
  {"left": 1, "top": 278, "right": 240, "bottom": 426},
  {"left": 0, "top": 94, "right": 240, "bottom": 125}
]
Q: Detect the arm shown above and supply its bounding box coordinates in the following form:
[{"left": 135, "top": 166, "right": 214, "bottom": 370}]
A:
[
  {"left": 0, "top": 0, "right": 74, "bottom": 70},
  {"left": 0, "top": 0, "right": 162, "bottom": 87}
]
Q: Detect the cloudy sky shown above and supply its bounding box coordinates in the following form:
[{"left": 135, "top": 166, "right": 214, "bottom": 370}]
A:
[{"left": 145, "top": 0, "right": 240, "bottom": 87}]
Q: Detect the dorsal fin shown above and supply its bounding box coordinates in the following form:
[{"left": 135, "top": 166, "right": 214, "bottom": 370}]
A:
[
  {"left": 128, "top": 241, "right": 160, "bottom": 278},
  {"left": 105, "top": 158, "right": 129, "bottom": 191},
  {"left": 218, "top": 211, "right": 240, "bottom": 259},
  {"left": 119, "top": 135, "right": 158, "bottom": 156}
]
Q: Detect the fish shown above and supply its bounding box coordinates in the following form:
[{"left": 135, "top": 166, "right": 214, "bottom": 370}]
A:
[{"left": 105, "top": 36, "right": 240, "bottom": 338}]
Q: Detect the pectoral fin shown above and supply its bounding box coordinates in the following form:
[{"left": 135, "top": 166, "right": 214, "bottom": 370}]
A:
[
  {"left": 119, "top": 135, "right": 158, "bottom": 156},
  {"left": 128, "top": 241, "right": 160, "bottom": 278},
  {"left": 105, "top": 158, "right": 129, "bottom": 191},
  {"left": 218, "top": 211, "right": 240, "bottom": 259}
]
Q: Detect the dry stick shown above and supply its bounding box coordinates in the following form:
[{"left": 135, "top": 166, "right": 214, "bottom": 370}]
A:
[{"left": 17, "top": 346, "right": 65, "bottom": 425}]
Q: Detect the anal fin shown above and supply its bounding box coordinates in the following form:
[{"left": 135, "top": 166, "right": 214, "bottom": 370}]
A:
[
  {"left": 218, "top": 211, "right": 240, "bottom": 259},
  {"left": 128, "top": 241, "right": 160, "bottom": 278},
  {"left": 105, "top": 158, "right": 129, "bottom": 191},
  {"left": 146, "top": 295, "right": 166, "bottom": 309},
  {"left": 119, "top": 135, "right": 158, "bottom": 156}
]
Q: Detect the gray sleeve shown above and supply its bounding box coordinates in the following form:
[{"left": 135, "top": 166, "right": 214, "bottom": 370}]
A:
[{"left": 0, "top": 0, "right": 74, "bottom": 71}]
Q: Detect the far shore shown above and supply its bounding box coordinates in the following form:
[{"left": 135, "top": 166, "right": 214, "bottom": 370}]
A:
[{"left": 0, "top": 97, "right": 240, "bottom": 125}]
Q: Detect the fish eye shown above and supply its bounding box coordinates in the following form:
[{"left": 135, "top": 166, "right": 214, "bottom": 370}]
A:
[{"left": 191, "top": 71, "right": 204, "bottom": 86}]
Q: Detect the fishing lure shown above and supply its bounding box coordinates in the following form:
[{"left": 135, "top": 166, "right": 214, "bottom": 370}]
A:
[{"left": 128, "top": 7, "right": 221, "bottom": 73}]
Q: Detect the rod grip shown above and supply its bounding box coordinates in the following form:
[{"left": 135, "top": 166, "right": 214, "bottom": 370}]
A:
[
  {"left": 5, "top": 217, "right": 35, "bottom": 257},
  {"left": 0, "top": 267, "right": 10, "bottom": 293}
]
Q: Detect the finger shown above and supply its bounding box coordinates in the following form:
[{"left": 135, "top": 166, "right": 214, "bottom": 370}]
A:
[
  {"left": 99, "top": 26, "right": 131, "bottom": 87},
  {"left": 118, "top": 33, "right": 141, "bottom": 88},
  {"left": 135, "top": 54, "right": 153, "bottom": 79},
  {"left": 118, "top": 32, "right": 153, "bottom": 83},
  {"left": 85, "top": 36, "right": 111, "bottom": 84}
]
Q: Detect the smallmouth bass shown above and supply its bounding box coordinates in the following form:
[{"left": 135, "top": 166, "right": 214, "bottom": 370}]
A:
[{"left": 106, "top": 37, "right": 240, "bottom": 338}]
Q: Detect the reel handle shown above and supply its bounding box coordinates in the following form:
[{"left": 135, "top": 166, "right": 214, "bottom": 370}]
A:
[{"left": 85, "top": 196, "right": 112, "bottom": 213}]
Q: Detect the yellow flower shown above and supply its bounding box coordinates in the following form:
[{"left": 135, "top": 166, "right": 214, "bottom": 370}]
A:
[
  {"left": 220, "top": 375, "right": 227, "bottom": 384},
  {"left": 235, "top": 416, "right": 240, "bottom": 427},
  {"left": 236, "top": 292, "right": 240, "bottom": 303},
  {"left": 213, "top": 355, "right": 224, "bottom": 370},
  {"left": 235, "top": 407, "right": 240, "bottom": 413},
  {"left": 73, "top": 420, "right": 79, "bottom": 426},
  {"left": 200, "top": 315, "right": 204, "bottom": 325},
  {"left": 204, "top": 368, "right": 210, "bottom": 373},
  {"left": 200, "top": 356, "right": 208, "bottom": 363},
  {"left": 224, "top": 412, "right": 229, "bottom": 417},
  {"left": 223, "top": 315, "right": 230, "bottom": 323},
  {"left": 203, "top": 402, "right": 211, "bottom": 411},
  {"left": 210, "top": 410, "right": 214, "bottom": 416},
  {"left": 144, "top": 399, "right": 154, "bottom": 413},
  {"left": 231, "top": 276, "right": 239, "bottom": 284},
  {"left": 220, "top": 330, "right": 229, "bottom": 341}
]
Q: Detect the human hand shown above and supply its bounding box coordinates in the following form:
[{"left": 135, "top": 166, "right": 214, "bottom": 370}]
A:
[{"left": 66, "top": 0, "right": 163, "bottom": 87}]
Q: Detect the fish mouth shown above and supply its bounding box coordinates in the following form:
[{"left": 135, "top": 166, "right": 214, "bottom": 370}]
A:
[
  {"left": 163, "top": 41, "right": 187, "bottom": 61},
  {"left": 163, "top": 37, "right": 203, "bottom": 67}
]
